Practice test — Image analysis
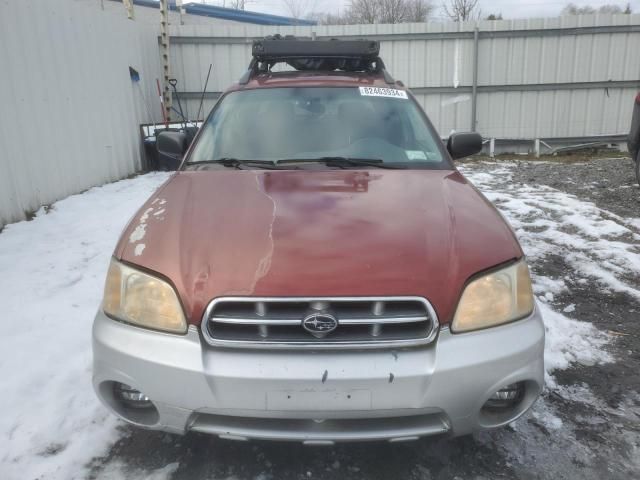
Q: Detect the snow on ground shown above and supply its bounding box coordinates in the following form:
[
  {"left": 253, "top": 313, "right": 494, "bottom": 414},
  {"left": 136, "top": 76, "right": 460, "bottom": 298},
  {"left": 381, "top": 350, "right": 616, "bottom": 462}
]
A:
[
  {"left": 463, "top": 164, "right": 640, "bottom": 301},
  {"left": 0, "top": 163, "right": 629, "bottom": 479},
  {"left": 0, "top": 172, "right": 171, "bottom": 480},
  {"left": 536, "top": 302, "right": 609, "bottom": 387},
  {"left": 96, "top": 461, "right": 180, "bottom": 480},
  {"left": 460, "top": 163, "right": 620, "bottom": 385}
]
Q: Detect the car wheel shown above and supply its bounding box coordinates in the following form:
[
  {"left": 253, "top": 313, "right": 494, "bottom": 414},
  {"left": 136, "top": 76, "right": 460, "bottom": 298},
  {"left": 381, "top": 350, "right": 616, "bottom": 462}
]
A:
[{"left": 636, "top": 152, "right": 640, "bottom": 187}]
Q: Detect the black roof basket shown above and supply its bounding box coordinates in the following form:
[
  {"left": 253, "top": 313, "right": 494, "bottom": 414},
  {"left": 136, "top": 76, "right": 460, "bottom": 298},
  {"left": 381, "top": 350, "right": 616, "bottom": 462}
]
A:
[{"left": 239, "top": 35, "right": 396, "bottom": 85}]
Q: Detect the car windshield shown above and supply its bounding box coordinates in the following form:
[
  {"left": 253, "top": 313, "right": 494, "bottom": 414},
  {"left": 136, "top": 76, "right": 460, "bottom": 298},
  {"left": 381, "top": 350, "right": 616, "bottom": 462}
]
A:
[{"left": 186, "top": 87, "right": 447, "bottom": 167}]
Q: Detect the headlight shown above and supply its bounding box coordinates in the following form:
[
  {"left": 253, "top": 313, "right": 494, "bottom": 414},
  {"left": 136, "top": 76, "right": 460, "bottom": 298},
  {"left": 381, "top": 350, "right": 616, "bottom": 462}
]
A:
[
  {"left": 103, "top": 259, "right": 187, "bottom": 334},
  {"left": 452, "top": 259, "right": 534, "bottom": 333}
]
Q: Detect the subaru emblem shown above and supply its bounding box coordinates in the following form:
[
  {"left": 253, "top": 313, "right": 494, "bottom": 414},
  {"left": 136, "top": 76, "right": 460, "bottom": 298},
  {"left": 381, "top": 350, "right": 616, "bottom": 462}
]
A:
[{"left": 302, "top": 312, "right": 338, "bottom": 338}]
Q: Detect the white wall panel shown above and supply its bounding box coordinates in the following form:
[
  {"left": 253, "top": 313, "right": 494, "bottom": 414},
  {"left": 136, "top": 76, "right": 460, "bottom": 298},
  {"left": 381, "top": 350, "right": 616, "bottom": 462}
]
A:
[
  {"left": 168, "top": 14, "right": 640, "bottom": 143},
  {"left": 2, "top": 9, "right": 639, "bottom": 226},
  {"left": 475, "top": 88, "right": 636, "bottom": 139},
  {"left": 0, "top": 0, "right": 162, "bottom": 226}
]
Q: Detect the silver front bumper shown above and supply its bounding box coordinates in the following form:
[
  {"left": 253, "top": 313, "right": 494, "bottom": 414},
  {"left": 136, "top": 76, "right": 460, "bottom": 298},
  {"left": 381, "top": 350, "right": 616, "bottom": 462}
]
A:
[{"left": 92, "top": 309, "right": 544, "bottom": 442}]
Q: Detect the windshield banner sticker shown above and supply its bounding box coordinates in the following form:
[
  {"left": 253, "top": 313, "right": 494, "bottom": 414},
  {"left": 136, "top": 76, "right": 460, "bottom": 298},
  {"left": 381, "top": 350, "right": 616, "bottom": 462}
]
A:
[{"left": 359, "top": 86, "right": 408, "bottom": 99}]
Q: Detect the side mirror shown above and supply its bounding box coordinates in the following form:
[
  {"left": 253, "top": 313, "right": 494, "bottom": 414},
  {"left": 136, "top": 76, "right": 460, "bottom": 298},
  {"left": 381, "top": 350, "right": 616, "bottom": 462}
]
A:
[
  {"left": 157, "top": 131, "right": 188, "bottom": 158},
  {"left": 156, "top": 131, "right": 188, "bottom": 170},
  {"left": 447, "top": 132, "right": 483, "bottom": 160}
]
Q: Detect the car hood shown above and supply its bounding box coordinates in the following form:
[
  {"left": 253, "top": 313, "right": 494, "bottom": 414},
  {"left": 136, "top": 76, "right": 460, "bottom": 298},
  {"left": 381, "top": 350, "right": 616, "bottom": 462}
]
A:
[{"left": 116, "top": 169, "right": 522, "bottom": 325}]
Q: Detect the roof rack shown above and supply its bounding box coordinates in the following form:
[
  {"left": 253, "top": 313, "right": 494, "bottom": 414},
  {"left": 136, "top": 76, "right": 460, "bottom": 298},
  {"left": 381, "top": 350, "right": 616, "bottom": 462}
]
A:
[{"left": 239, "top": 35, "right": 396, "bottom": 86}]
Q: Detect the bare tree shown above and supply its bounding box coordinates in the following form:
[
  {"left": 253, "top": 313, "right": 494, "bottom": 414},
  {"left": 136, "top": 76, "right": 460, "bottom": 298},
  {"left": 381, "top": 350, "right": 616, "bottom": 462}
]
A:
[
  {"left": 597, "top": 3, "right": 631, "bottom": 13},
  {"left": 306, "top": 11, "right": 352, "bottom": 25},
  {"left": 346, "top": 0, "right": 380, "bottom": 23},
  {"left": 344, "top": 0, "right": 433, "bottom": 24},
  {"left": 378, "top": 0, "right": 407, "bottom": 23},
  {"left": 442, "top": 0, "right": 480, "bottom": 21},
  {"left": 282, "top": 0, "right": 318, "bottom": 19},
  {"left": 562, "top": 3, "right": 595, "bottom": 14},
  {"left": 406, "top": 0, "right": 435, "bottom": 21},
  {"left": 562, "top": 3, "right": 632, "bottom": 14},
  {"left": 228, "top": 0, "right": 248, "bottom": 9}
]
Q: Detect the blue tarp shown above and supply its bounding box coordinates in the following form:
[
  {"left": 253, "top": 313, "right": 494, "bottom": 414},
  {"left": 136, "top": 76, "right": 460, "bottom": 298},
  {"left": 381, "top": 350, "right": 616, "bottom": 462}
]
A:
[{"left": 130, "top": 0, "right": 317, "bottom": 26}]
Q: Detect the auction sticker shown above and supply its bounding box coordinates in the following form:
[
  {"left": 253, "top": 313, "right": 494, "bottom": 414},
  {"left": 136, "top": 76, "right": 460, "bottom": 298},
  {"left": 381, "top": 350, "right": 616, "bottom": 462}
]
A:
[{"left": 359, "top": 86, "right": 408, "bottom": 99}]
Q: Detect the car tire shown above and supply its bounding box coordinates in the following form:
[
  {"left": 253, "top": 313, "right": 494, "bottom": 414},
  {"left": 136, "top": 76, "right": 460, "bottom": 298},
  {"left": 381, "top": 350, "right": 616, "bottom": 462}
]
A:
[{"left": 636, "top": 152, "right": 640, "bottom": 187}]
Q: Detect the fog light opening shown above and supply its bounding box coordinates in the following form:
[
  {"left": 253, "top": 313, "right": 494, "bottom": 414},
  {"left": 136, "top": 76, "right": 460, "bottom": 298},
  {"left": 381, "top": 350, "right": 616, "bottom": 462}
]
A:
[
  {"left": 478, "top": 381, "right": 536, "bottom": 428},
  {"left": 483, "top": 382, "right": 525, "bottom": 411},
  {"left": 114, "top": 383, "right": 153, "bottom": 409},
  {"left": 100, "top": 381, "right": 159, "bottom": 426}
]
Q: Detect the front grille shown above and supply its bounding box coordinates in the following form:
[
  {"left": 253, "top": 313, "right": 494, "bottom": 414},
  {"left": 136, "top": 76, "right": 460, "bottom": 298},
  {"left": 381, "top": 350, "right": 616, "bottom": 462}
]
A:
[{"left": 201, "top": 297, "right": 439, "bottom": 349}]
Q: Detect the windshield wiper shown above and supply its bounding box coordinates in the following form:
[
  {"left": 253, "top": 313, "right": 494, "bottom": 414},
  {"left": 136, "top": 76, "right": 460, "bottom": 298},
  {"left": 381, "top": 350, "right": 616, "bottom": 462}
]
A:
[
  {"left": 184, "top": 158, "right": 279, "bottom": 169},
  {"left": 277, "top": 157, "right": 406, "bottom": 169}
]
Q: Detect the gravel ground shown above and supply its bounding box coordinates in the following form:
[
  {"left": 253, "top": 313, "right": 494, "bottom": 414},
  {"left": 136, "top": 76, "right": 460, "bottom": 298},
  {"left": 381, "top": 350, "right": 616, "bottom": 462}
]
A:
[
  {"left": 498, "top": 156, "right": 639, "bottom": 220},
  {"left": 83, "top": 156, "right": 640, "bottom": 480}
]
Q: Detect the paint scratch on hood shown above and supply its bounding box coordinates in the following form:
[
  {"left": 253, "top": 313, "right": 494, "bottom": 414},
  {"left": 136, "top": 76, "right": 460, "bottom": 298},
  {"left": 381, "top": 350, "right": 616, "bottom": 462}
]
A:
[
  {"left": 134, "top": 243, "right": 146, "bottom": 256},
  {"left": 129, "top": 199, "right": 167, "bottom": 245},
  {"left": 129, "top": 223, "right": 146, "bottom": 243},
  {"left": 139, "top": 207, "right": 154, "bottom": 223}
]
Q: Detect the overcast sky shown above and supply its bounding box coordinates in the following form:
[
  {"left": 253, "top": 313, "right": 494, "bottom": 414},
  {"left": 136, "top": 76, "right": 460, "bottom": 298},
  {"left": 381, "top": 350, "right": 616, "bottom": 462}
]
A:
[{"left": 211, "top": 0, "right": 640, "bottom": 20}]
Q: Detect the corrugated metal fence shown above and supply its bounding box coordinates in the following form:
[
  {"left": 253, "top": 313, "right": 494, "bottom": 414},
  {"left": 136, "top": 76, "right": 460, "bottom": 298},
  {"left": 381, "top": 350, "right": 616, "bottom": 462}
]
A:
[
  {"left": 0, "top": 0, "right": 162, "bottom": 227},
  {"left": 2, "top": 9, "right": 639, "bottom": 227},
  {"left": 168, "top": 14, "right": 640, "bottom": 149}
]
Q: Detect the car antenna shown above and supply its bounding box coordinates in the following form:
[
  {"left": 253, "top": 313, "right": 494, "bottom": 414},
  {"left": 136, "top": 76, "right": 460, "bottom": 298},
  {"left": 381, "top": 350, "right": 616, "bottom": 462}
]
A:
[{"left": 196, "top": 64, "right": 213, "bottom": 123}]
